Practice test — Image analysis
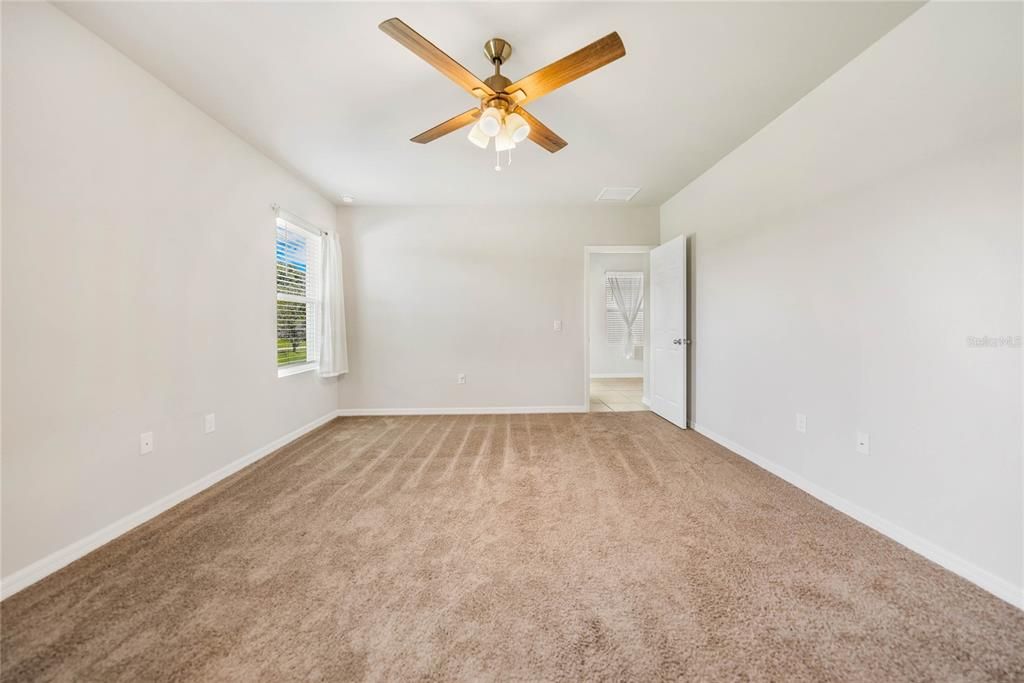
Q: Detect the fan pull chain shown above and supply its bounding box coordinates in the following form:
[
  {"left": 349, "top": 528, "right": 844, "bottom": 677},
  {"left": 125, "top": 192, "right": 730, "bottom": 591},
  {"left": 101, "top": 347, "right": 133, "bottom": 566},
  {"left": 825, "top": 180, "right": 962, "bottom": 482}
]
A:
[{"left": 494, "top": 146, "right": 501, "bottom": 172}]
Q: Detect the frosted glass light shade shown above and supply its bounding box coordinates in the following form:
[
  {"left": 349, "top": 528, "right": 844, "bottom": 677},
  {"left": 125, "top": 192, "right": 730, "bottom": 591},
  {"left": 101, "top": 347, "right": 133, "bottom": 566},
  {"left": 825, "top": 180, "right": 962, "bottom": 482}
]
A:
[
  {"left": 467, "top": 122, "right": 489, "bottom": 149},
  {"left": 495, "top": 126, "right": 516, "bottom": 152},
  {"left": 505, "top": 112, "right": 530, "bottom": 144},
  {"left": 479, "top": 107, "right": 503, "bottom": 137}
]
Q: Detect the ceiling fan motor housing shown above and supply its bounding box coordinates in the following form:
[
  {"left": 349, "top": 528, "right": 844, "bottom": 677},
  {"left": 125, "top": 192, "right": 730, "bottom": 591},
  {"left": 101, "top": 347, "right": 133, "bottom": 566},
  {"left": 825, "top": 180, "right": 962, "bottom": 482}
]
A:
[
  {"left": 480, "top": 90, "right": 520, "bottom": 116},
  {"left": 483, "top": 74, "right": 512, "bottom": 93}
]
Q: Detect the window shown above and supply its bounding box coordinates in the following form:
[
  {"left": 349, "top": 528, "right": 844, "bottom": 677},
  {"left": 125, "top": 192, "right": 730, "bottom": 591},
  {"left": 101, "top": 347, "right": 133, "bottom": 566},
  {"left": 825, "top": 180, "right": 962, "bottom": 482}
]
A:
[
  {"left": 276, "top": 217, "right": 322, "bottom": 372},
  {"left": 605, "top": 271, "right": 644, "bottom": 346}
]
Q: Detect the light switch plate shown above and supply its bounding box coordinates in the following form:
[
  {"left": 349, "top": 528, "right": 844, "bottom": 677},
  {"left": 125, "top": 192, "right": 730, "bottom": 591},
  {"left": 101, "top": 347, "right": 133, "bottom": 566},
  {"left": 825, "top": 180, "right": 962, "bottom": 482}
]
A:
[
  {"left": 140, "top": 432, "right": 154, "bottom": 455},
  {"left": 204, "top": 413, "right": 216, "bottom": 434},
  {"left": 796, "top": 413, "right": 807, "bottom": 433},
  {"left": 457, "top": 373, "right": 466, "bottom": 385},
  {"left": 553, "top": 320, "right": 562, "bottom": 332}
]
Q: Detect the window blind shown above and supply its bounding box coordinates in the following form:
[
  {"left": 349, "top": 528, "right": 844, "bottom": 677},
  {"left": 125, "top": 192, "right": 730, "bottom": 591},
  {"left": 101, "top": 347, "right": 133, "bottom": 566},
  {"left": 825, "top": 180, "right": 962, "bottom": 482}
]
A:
[
  {"left": 605, "top": 271, "right": 644, "bottom": 345},
  {"left": 276, "top": 218, "right": 322, "bottom": 367}
]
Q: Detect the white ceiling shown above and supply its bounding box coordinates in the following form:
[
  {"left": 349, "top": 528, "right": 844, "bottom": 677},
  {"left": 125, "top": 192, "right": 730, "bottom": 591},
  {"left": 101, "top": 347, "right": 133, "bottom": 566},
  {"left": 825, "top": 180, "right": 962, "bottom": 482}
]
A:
[{"left": 59, "top": 2, "right": 921, "bottom": 206}]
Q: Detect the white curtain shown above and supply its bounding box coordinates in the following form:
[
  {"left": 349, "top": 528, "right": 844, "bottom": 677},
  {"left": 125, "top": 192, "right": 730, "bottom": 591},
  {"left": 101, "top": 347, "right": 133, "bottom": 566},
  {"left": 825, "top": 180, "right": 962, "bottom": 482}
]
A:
[
  {"left": 317, "top": 231, "right": 348, "bottom": 377},
  {"left": 608, "top": 272, "right": 644, "bottom": 359}
]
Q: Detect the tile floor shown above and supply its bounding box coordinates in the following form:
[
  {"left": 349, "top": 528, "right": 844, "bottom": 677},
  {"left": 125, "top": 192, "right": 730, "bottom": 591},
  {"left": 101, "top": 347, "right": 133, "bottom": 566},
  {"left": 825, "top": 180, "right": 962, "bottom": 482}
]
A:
[{"left": 589, "top": 377, "right": 648, "bottom": 412}]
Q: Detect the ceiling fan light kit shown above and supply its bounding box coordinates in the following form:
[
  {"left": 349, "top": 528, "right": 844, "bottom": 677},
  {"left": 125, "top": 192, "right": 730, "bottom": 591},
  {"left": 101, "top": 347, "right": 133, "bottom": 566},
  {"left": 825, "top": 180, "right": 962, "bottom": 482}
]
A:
[
  {"left": 478, "top": 106, "right": 503, "bottom": 137},
  {"left": 466, "top": 122, "right": 490, "bottom": 149},
  {"left": 495, "top": 126, "right": 516, "bottom": 153},
  {"left": 379, "top": 18, "right": 625, "bottom": 170},
  {"left": 505, "top": 113, "right": 530, "bottom": 144}
]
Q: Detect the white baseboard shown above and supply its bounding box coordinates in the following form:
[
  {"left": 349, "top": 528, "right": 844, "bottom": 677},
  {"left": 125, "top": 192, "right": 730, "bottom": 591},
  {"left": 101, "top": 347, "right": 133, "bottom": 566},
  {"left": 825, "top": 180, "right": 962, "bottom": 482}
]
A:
[
  {"left": 589, "top": 373, "right": 643, "bottom": 379},
  {"left": 337, "top": 405, "right": 587, "bottom": 416},
  {"left": 691, "top": 423, "right": 1024, "bottom": 610},
  {"left": 14, "top": 411, "right": 1014, "bottom": 610},
  {"left": 0, "top": 410, "right": 339, "bottom": 600}
]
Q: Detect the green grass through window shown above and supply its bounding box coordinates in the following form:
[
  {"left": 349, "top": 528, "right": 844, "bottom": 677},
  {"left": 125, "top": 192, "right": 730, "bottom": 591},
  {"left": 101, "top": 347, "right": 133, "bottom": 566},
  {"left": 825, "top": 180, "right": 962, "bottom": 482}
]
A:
[{"left": 277, "top": 338, "right": 308, "bottom": 365}]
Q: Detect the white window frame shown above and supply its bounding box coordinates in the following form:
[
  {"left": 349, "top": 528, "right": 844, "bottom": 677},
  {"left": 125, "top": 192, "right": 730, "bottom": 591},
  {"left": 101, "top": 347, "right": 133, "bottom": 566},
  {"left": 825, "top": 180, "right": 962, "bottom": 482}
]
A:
[{"left": 276, "top": 215, "right": 322, "bottom": 378}]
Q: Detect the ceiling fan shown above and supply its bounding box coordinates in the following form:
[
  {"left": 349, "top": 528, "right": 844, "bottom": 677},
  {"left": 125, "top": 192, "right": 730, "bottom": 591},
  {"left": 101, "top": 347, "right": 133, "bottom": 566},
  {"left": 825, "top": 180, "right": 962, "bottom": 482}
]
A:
[{"left": 379, "top": 18, "right": 625, "bottom": 169}]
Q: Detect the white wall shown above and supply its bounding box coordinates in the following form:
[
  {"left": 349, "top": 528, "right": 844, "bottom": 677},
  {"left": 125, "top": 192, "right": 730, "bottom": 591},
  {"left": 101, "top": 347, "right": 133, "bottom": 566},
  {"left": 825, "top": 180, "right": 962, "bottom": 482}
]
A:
[
  {"left": 661, "top": 2, "right": 1023, "bottom": 602},
  {"left": 1, "top": 3, "right": 338, "bottom": 579},
  {"left": 336, "top": 206, "right": 659, "bottom": 412},
  {"left": 588, "top": 252, "right": 648, "bottom": 378}
]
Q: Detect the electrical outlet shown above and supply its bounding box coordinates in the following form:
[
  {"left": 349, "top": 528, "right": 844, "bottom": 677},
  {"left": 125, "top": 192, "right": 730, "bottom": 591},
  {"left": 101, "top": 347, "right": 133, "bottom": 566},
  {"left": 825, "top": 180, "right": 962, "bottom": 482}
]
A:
[
  {"left": 553, "top": 320, "right": 562, "bottom": 332},
  {"left": 457, "top": 373, "right": 466, "bottom": 385},
  {"left": 204, "top": 413, "right": 216, "bottom": 434},
  {"left": 795, "top": 413, "right": 807, "bottom": 433},
  {"left": 140, "top": 432, "right": 154, "bottom": 455},
  {"left": 856, "top": 432, "right": 870, "bottom": 455}
]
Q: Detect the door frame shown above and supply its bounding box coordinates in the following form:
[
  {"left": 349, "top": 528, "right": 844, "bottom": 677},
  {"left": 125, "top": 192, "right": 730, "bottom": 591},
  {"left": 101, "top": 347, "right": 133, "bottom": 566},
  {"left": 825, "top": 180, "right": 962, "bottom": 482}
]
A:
[{"left": 582, "top": 245, "right": 653, "bottom": 410}]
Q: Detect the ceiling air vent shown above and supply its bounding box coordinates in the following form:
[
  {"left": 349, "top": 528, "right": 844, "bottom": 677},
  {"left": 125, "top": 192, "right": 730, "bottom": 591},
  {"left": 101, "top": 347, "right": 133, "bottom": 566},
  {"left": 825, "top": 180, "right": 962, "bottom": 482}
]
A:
[{"left": 596, "top": 187, "right": 640, "bottom": 202}]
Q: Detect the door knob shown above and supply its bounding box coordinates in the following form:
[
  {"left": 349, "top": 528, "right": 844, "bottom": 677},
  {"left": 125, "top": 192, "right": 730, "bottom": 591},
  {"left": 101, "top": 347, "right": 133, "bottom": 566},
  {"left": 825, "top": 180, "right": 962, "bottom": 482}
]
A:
[{"left": 672, "top": 338, "right": 682, "bottom": 345}]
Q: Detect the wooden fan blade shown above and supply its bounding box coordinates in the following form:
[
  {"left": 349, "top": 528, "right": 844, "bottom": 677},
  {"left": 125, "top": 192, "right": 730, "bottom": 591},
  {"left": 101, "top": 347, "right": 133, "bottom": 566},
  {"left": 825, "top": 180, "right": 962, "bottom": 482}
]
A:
[
  {"left": 505, "top": 32, "right": 624, "bottom": 105},
  {"left": 380, "top": 18, "right": 494, "bottom": 97},
  {"left": 411, "top": 108, "right": 481, "bottom": 143},
  {"left": 516, "top": 108, "right": 567, "bottom": 153}
]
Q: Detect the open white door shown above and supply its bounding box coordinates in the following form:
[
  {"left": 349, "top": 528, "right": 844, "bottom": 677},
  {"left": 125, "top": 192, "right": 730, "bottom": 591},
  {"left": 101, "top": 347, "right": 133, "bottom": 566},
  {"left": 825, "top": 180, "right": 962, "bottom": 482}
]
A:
[{"left": 650, "top": 236, "right": 687, "bottom": 428}]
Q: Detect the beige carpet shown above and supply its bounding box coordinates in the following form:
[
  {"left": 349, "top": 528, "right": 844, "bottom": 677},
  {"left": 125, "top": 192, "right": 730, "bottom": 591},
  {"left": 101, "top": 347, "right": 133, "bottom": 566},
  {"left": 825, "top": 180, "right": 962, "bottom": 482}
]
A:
[{"left": 2, "top": 413, "right": 1022, "bottom": 681}]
